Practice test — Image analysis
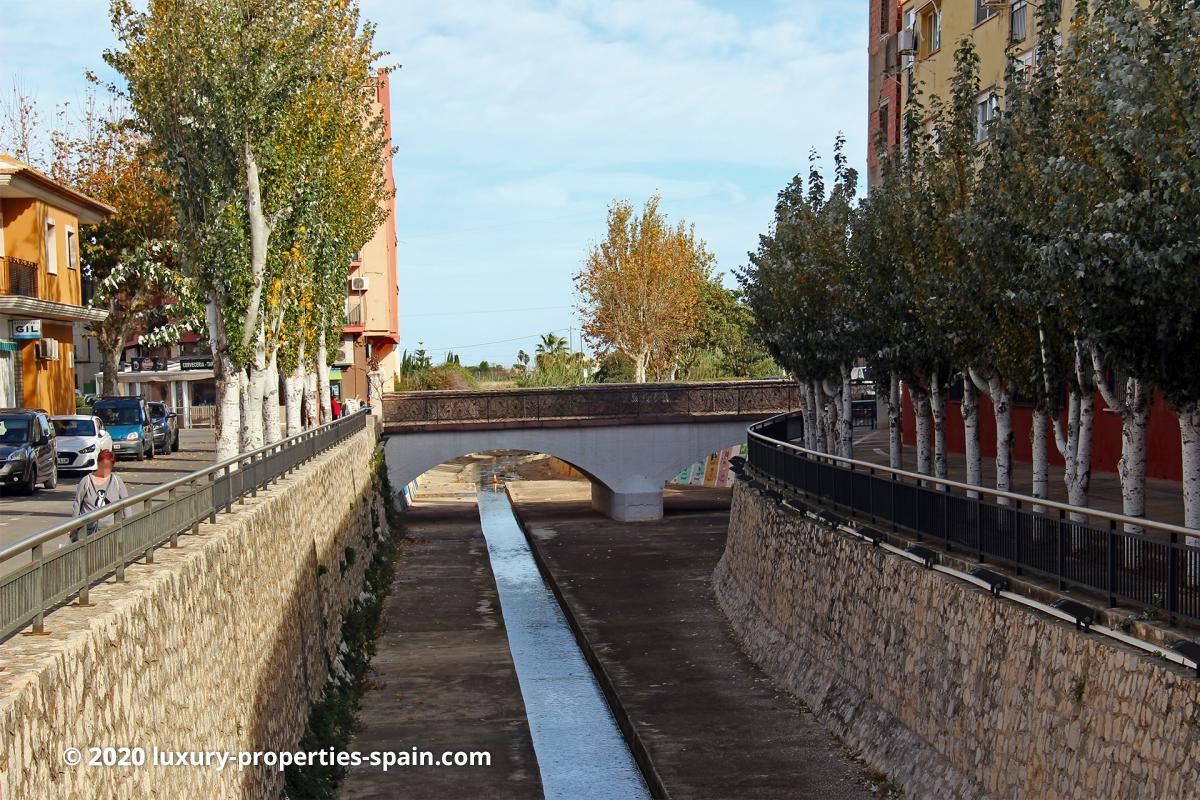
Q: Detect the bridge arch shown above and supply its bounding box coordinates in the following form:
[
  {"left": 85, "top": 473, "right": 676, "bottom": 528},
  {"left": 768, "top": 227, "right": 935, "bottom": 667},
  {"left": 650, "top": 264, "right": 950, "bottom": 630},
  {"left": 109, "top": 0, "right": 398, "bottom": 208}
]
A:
[{"left": 383, "top": 420, "right": 751, "bottom": 521}]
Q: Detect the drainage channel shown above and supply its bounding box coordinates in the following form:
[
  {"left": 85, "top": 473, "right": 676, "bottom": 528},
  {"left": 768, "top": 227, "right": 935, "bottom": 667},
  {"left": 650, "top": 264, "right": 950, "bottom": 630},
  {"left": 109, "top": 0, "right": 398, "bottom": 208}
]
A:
[{"left": 476, "top": 488, "right": 651, "bottom": 800}]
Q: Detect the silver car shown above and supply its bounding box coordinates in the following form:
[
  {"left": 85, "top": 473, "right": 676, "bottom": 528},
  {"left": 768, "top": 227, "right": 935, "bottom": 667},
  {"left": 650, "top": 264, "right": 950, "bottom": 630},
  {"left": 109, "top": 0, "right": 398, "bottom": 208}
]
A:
[{"left": 51, "top": 415, "right": 114, "bottom": 473}]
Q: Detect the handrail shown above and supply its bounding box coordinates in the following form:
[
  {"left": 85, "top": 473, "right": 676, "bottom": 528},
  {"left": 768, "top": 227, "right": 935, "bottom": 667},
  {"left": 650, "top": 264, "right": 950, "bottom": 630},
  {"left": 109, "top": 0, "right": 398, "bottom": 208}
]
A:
[
  {"left": 748, "top": 411, "right": 1198, "bottom": 539},
  {"left": 0, "top": 409, "right": 370, "bottom": 638}
]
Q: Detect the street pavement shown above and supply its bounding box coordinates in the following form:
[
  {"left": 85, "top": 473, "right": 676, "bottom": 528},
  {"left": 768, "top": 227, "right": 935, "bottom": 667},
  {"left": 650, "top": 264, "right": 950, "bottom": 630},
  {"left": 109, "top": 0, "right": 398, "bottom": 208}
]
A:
[{"left": 0, "top": 428, "right": 217, "bottom": 573}]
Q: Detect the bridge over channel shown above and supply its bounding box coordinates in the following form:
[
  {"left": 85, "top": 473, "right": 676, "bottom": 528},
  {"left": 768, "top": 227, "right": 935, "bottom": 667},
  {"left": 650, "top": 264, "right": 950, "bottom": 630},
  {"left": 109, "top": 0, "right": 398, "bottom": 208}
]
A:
[{"left": 381, "top": 381, "right": 798, "bottom": 520}]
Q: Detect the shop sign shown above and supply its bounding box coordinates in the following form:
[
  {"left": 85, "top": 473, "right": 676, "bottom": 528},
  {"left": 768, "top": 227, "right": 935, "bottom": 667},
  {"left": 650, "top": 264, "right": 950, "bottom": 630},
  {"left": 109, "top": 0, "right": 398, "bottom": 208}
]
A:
[
  {"left": 180, "top": 355, "right": 214, "bottom": 371},
  {"left": 11, "top": 319, "right": 42, "bottom": 340}
]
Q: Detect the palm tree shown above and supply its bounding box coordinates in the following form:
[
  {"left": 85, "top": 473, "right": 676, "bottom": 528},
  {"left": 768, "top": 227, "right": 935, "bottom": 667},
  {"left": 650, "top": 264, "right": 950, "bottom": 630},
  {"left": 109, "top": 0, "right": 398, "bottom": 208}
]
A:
[{"left": 535, "top": 332, "right": 568, "bottom": 358}]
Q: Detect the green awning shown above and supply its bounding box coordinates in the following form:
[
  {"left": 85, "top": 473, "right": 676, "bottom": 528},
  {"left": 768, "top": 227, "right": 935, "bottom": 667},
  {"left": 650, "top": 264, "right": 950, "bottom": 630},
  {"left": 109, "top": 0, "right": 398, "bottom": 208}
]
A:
[{"left": 0, "top": 341, "right": 19, "bottom": 352}]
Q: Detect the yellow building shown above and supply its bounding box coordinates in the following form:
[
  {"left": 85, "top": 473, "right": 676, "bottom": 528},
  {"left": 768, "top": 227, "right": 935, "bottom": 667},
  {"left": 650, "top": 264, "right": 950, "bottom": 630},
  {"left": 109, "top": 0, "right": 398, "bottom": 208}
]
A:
[
  {"left": 900, "top": 1, "right": 1076, "bottom": 141},
  {"left": 0, "top": 154, "right": 112, "bottom": 414}
]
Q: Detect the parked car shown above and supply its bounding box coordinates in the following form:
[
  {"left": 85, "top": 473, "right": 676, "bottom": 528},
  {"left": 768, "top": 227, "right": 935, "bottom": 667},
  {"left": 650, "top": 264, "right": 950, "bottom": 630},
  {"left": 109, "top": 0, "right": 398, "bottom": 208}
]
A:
[
  {"left": 146, "top": 401, "right": 180, "bottom": 455},
  {"left": 52, "top": 415, "right": 114, "bottom": 473},
  {"left": 0, "top": 408, "right": 58, "bottom": 493},
  {"left": 92, "top": 396, "right": 154, "bottom": 461}
]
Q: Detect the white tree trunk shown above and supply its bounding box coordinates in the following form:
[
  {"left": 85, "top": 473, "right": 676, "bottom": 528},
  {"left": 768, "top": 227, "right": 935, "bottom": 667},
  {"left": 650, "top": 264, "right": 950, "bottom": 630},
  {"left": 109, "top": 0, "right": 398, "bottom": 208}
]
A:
[
  {"left": 1181, "top": 403, "right": 1200, "bottom": 546},
  {"left": 317, "top": 329, "right": 332, "bottom": 424},
  {"left": 1053, "top": 356, "right": 1095, "bottom": 522},
  {"left": 928, "top": 368, "right": 947, "bottom": 487},
  {"left": 241, "top": 340, "right": 266, "bottom": 453},
  {"left": 811, "top": 379, "right": 828, "bottom": 454},
  {"left": 971, "top": 367, "right": 1014, "bottom": 502},
  {"left": 633, "top": 348, "right": 649, "bottom": 384},
  {"left": 284, "top": 368, "right": 303, "bottom": 438},
  {"left": 1032, "top": 407, "right": 1049, "bottom": 513},
  {"left": 1094, "top": 354, "right": 1150, "bottom": 536},
  {"left": 802, "top": 381, "right": 818, "bottom": 451},
  {"left": 240, "top": 144, "right": 270, "bottom": 354},
  {"left": 912, "top": 385, "right": 932, "bottom": 477},
  {"left": 303, "top": 370, "right": 319, "bottom": 429},
  {"left": 839, "top": 366, "right": 853, "bottom": 459},
  {"left": 961, "top": 376, "right": 981, "bottom": 497},
  {"left": 208, "top": 300, "right": 241, "bottom": 463},
  {"left": 992, "top": 380, "right": 1014, "bottom": 498},
  {"left": 263, "top": 349, "right": 281, "bottom": 445},
  {"left": 888, "top": 373, "right": 903, "bottom": 470}
]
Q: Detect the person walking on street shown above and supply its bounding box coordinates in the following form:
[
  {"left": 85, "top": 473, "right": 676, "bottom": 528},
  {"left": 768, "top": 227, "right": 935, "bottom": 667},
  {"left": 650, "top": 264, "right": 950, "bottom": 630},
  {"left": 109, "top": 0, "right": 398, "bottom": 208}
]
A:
[
  {"left": 71, "top": 450, "right": 131, "bottom": 540},
  {"left": 331, "top": 395, "right": 342, "bottom": 420}
]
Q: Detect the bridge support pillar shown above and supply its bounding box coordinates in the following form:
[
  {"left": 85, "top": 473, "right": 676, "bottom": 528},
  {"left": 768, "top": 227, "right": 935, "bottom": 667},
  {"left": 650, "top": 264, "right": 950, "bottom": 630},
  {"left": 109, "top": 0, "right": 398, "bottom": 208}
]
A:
[{"left": 591, "top": 481, "right": 664, "bottom": 522}]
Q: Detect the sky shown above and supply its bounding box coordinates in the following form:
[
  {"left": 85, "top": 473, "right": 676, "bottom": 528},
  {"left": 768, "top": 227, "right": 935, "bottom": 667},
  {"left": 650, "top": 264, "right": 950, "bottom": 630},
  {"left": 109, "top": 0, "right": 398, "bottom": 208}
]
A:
[{"left": 0, "top": 0, "right": 866, "bottom": 365}]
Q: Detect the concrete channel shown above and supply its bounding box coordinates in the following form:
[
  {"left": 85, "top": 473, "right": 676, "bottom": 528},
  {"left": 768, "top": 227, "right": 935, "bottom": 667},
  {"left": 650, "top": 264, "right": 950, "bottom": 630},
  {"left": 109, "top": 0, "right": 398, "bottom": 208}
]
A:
[{"left": 476, "top": 488, "right": 651, "bottom": 800}]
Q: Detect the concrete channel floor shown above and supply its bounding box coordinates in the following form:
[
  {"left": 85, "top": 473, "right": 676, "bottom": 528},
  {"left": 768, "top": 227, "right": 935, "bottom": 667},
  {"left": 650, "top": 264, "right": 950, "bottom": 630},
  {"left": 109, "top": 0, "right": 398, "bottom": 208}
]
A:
[
  {"left": 339, "top": 463, "right": 543, "bottom": 799},
  {"left": 507, "top": 475, "right": 886, "bottom": 800}
]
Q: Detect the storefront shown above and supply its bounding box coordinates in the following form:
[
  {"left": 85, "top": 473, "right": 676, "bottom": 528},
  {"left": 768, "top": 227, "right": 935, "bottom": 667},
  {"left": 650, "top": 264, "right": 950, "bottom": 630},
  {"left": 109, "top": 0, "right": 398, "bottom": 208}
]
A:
[{"left": 96, "top": 355, "right": 216, "bottom": 428}]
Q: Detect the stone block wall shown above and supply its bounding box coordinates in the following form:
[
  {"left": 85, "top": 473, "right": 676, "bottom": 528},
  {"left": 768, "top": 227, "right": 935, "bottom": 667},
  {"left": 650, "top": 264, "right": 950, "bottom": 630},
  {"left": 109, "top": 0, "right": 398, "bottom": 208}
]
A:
[
  {"left": 0, "top": 423, "right": 384, "bottom": 799},
  {"left": 715, "top": 482, "right": 1200, "bottom": 799}
]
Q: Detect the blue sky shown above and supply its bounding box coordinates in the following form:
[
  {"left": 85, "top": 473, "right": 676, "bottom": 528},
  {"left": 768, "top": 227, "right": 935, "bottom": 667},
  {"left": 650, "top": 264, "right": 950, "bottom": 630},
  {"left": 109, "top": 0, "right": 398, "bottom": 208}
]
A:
[{"left": 0, "top": 1, "right": 866, "bottom": 365}]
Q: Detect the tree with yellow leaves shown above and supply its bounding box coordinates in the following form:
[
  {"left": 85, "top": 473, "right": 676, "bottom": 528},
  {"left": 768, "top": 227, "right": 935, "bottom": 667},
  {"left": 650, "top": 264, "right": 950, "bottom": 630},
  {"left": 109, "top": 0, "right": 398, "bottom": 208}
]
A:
[
  {"left": 107, "top": 0, "right": 384, "bottom": 459},
  {"left": 575, "top": 196, "right": 713, "bottom": 383}
]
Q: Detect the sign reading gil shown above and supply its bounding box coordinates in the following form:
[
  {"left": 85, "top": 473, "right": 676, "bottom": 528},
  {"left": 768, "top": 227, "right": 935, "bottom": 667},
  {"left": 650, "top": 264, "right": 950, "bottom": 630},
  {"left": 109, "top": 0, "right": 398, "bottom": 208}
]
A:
[{"left": 11, "top": 319, "right": 42, "bottom": 340}]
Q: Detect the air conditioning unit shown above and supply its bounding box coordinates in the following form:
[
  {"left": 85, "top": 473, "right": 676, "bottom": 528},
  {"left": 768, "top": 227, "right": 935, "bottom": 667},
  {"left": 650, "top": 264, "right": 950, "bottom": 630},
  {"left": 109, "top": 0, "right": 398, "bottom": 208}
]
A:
[
  {"left": 349, "top": 276, "right": 370, "bottom": 292},
  {"left": 982, "top": 0, "right": 1010, "bottom": 7},
  {"left": 897, "top": 28, "right": 916, "bottom": 55},
  {"left": 335, "top": 336, "right": 355, "bottom": 366},
  {"left": 36, "top": 338, "right": 60, "bottom": 361}
]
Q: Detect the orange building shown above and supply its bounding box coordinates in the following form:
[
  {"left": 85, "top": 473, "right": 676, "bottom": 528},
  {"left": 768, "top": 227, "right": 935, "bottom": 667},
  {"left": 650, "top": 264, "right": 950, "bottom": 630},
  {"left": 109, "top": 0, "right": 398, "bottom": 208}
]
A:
[
  {"left": 335, "top": 68, "right": 400, "bottom": 406},
  {"left": 0, "top": 154, "right": 112, "bottom": 414}
]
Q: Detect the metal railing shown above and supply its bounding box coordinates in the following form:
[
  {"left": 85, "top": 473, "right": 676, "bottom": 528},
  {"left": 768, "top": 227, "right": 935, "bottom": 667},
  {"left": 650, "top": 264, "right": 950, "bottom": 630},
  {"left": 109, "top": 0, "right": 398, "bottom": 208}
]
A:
[
  {"left": 747, "top": 411, "right": 1200, "bottom": 625},
  {"left": 0, "top": 409, "right": 369, "bottom": 640},
  {"left": 3, "top": 257, "right": 39, "bottom": 297}
]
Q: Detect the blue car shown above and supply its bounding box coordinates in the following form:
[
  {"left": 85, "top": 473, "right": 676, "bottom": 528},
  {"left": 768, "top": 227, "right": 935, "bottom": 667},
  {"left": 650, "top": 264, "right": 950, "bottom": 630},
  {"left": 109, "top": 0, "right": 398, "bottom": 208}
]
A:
[{"left": 92, "top": 397, "right": 155, "bottom": 461}]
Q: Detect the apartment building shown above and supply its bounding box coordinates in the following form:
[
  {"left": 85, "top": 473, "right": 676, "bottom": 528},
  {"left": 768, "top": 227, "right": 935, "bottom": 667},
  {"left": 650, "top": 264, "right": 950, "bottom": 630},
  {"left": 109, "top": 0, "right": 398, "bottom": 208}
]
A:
[
  {"left": 0, "top": 154, "right": 111, "bottom": 414},
  {"left": 335, "top": 68, "right": 400, "bottom": 406},
  {"left": 868, "top": 0, "right": 903, "bottom": 188},
  {"left": 897, "top": 1, "right": 1075, "bottom": 146}
]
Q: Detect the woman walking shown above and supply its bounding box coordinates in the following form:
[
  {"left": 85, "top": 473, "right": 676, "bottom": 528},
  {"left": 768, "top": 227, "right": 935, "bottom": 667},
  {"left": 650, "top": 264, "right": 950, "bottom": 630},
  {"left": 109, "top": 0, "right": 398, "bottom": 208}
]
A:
[{"left": 71, "top": 450, "right": 131, "bottom": 540}]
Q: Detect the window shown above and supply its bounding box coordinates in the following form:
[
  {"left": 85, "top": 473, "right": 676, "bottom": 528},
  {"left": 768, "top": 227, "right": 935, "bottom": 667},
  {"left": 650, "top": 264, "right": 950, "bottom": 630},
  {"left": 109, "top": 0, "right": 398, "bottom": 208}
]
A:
[
  {"left": 918, "top": 4, "right": 941, "bottom": 57},
  {"left": 976, "top": 0, "right": 999, "bottom": 26},
  {"left": 976, "top": 91, "right": 999, "bottom": 143},
  {"left": 878, "top": 102, "right": 891, "bottom": 151},
  {"left": 45, "top": 217, "right": 58, "bottom": 275},
  {"left": 903, "top": 8, "right": 917, "bottom": 69},
  {"left": 881, "top": 0, "right": 890, "bottom": 35},
  {"left": 1011, "top": 0, "right": 1029, "bottom": 42},
  {"left": 66, "top": 227, "right": 77, "bottom": 270}
]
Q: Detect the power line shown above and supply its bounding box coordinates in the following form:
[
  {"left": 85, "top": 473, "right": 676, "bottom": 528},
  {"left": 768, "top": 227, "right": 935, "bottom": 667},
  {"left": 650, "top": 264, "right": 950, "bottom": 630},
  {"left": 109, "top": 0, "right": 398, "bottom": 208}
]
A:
[
  {"left": 402, "top": 327, "right": 573, "bottom": 353},
  {"left": 402, "top": 304, "right": 573, "bottom": 319}
]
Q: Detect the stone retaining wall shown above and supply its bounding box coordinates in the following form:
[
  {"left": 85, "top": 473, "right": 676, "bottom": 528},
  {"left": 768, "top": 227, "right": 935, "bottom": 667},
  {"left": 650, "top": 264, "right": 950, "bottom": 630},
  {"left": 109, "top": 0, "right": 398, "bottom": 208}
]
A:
[
  {"left": 715, "top": 482, "right": 1200, "bottom": 799},
  {"left": 0, "top": 423, "right": 384, "bottom": 800}
]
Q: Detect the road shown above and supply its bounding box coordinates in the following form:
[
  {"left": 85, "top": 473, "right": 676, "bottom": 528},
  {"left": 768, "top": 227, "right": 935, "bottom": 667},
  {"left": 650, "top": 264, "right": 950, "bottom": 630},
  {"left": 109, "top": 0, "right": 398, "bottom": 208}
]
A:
[{"left": 0, "top": 429, "right": 217, "bottom": 571}]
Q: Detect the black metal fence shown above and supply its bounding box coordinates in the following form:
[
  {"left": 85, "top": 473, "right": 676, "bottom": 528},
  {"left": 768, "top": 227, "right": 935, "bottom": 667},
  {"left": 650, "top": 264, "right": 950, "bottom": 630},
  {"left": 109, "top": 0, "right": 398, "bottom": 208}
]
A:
[
  {"left": 0, "top": 409, "right": 370, "bottom": 640},
  {"left": 748, "top": 412, "right": 1200, "bottom": 625}
]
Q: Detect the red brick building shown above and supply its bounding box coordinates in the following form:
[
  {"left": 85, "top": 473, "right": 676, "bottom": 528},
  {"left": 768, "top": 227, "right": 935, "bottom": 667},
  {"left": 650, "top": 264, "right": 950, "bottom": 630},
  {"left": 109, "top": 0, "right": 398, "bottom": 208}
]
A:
[{"left": 867, "top": 0, "right": 903, "bottom": 189}]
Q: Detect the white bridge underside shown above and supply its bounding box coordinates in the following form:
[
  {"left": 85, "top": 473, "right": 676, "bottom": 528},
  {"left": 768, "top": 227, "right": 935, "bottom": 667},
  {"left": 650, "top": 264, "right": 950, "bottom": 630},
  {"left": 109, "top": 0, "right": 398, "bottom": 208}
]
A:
[{"left": 384, "top": 420, "right": 752, "bottom": 521}]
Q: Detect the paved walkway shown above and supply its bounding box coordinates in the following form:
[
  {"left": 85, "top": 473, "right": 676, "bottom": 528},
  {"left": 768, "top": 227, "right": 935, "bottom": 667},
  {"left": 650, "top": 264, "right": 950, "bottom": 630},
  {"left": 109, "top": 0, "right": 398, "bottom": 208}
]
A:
[
  {"left": 853, "top": 427, "right": 1187, "bottom": 526},
  {"left": 338, "top": 461, "right": 542, "bottom": 799},
  {"left": 507, "top": 477, "right": 886, "bottom": 800}
]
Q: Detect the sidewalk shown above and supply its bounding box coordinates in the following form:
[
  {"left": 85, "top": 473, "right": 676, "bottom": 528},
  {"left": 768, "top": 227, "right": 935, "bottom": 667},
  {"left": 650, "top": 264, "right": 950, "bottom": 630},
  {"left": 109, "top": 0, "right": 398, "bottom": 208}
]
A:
[{"left": 853, "top": 427, "right": 1187, "bottom": 526}]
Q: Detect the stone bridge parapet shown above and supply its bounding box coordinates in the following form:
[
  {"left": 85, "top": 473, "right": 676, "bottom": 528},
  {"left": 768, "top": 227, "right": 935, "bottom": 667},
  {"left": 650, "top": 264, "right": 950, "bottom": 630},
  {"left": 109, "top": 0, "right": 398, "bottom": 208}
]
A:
[{"left": 383, "top": 380, "right": 799, "bottom": 433}]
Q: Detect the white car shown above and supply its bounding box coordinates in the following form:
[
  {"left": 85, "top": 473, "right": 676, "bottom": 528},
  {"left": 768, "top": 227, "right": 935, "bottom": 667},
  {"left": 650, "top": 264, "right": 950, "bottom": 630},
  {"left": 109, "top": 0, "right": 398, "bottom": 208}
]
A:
[{"left": 51, "top": 415, "right": 114, "bottom": 473}]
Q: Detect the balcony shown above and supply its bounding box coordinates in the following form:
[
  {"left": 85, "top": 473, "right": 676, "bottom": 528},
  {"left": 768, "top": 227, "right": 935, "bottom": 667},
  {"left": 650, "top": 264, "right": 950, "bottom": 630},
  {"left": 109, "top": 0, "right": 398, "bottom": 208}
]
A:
[
  {"left": 2, "top": 257, "right": 39, "bottom": 298},
  {"left": 346, "top": 301, "right": 365, "bottom": 328}
]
